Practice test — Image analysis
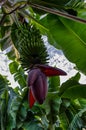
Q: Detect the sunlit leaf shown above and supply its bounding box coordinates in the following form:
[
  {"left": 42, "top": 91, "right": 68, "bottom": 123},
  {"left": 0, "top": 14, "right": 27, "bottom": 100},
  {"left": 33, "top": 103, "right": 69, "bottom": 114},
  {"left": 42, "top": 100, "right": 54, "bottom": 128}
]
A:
[
  {"left": 59, "top": 112, "right": 69, "bottom": 130},
  {"left": 40, "top": 14, "right": 86, "bottom": 74}
]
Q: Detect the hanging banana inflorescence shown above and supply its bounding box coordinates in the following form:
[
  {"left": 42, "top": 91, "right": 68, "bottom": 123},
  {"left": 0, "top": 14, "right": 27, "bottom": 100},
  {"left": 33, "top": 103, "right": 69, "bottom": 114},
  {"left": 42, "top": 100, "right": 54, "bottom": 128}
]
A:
[{"left": 11, "top": 21, "right": 67, "bottom": 108}]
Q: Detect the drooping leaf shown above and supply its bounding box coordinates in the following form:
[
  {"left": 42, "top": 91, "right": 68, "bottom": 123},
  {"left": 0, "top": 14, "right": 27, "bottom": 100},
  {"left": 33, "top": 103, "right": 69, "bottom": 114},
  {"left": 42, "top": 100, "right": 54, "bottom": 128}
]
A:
[
  {"left": 9, "top": 61, "right": 19, "bottom": 74},
  {"left": 6, "top": 88, "right": 22, "bottom": 130},
  {"left": 0, "top": 74, "right": 10, "bottom": 93},
  {"left": 0, "top": 25, "right": 16, "bottom": 60},
  {"left": 0, "top": 25, "right": 12, "bottom": 50},
  {"left": 9, "top": 61, "right": 26, "bottom": 88}
]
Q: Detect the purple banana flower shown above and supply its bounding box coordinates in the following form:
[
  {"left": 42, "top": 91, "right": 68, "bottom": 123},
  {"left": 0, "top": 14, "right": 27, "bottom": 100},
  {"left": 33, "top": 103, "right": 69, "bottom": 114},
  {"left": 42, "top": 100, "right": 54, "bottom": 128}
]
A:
[{"left": 27, "top": 64, "right": 67, "bottom": 108}]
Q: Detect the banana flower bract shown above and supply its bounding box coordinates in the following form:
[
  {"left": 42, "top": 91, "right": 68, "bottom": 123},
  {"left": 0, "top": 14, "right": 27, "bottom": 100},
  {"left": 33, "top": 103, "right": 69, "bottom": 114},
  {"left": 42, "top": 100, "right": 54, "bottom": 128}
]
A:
[{"left": 27, "top": 64, "right": 67, "bottom": 108}]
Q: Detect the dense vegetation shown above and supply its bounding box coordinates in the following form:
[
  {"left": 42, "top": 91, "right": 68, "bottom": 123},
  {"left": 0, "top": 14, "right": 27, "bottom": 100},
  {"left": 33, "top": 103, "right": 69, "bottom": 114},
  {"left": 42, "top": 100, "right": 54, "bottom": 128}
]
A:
[{"left": 0, "top": 0, "right": 86, "bottom": 130}]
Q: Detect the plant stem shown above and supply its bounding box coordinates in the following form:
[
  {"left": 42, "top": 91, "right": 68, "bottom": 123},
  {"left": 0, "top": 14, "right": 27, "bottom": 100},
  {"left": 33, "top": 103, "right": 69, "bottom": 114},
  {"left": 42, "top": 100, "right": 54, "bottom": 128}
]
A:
[
  {"left": 48, "top": 124, "right": 55, "bottom": 130},
  {"left": 29, "top": 2, "right": 86, "bottom": 24}
]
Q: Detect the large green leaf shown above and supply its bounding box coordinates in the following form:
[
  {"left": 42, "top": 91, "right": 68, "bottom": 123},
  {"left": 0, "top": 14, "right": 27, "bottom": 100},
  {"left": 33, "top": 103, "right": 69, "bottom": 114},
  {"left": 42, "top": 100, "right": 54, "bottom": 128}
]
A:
[
  {"left": 6, "top": 89, "right": 22, "bottom": 130},
  {"left": 59, "top": 73, "right": 86, "bottom": 99},
  {"left": 31, "top": 0, "right": 84, "bottom": 10},
  {"left": 61, "top": 84, "right": 86, "bottom": 99},
  {"left": 0, "top": 75, "right": 10, "bottom": 130},
  {"left": 69, "top": 107, "right": 86, "bottom": 130},
  {"left": 22, "top": 120, "right": 43, "bottom": 130},
  {"left": 0, "top": 26, "right": 11, "bottom": 51},
  {"left": 79, "top": 98, "right": 86, "bottom": 108},
  {"left": 0, "top": 74, "right": 10, "bottom": 92},
  {"left": 42, "top": 76, "right": 61, "bottom": 124},
  {"left": 6, "top": 86, "right": 28, "bottom": 130},
  {"left": 40, "top": 14, "right": 86, "bottom": 74},
  {"left": 59, "top": 73, "right": 80, "bottom": 96}
]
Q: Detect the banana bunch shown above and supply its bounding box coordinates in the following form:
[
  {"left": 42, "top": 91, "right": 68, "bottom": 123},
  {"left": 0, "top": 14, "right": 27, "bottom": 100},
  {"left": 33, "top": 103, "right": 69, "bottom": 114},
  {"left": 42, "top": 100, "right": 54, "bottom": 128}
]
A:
[{"left": 11, "top": 22, "right": 49, "bottom": 70}]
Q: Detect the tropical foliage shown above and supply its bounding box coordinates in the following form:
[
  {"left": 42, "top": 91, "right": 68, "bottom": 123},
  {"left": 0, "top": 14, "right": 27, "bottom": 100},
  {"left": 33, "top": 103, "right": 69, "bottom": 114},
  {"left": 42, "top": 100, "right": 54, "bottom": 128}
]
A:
[{"left": 0, "top": 0, "right": 86, "bottom": 130}]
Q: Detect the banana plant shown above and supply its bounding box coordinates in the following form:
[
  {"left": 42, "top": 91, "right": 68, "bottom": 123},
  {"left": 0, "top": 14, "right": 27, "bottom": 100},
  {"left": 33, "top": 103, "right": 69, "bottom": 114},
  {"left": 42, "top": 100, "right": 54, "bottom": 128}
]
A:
[{"left": 0, "top": 0, "right": 86, "bottom": 130}]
